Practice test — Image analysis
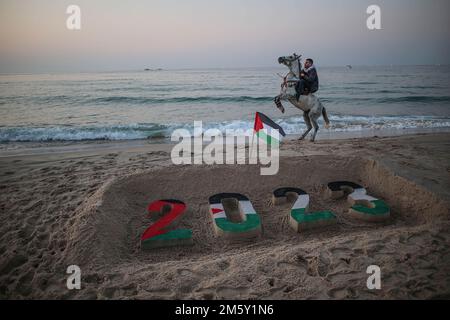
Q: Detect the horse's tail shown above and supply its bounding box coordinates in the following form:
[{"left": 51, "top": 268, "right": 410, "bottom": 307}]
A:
[{"left": 322, "top": 106, "right": 330, "bottom": 129}]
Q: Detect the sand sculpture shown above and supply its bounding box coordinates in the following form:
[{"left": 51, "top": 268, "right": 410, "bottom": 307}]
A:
[
  {"left": 272, "top": 187, "right": 337, "bottom": 232},
  {"left": 327, "top": 181, "right": 390, "bottom": 221},
  {"left": 141, "top": 182, "right": 389, "bottom": 249}
]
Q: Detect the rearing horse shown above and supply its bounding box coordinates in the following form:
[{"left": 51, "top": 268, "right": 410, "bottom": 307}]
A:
[{"left": 274, "top": 53, "right": 330, "bottom": 142}]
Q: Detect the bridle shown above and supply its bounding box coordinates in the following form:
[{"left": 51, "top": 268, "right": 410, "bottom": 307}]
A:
[{"left": 279, "top": 54, "right": 302, "bottom": 89}]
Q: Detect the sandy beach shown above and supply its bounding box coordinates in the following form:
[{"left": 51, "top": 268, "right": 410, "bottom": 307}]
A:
[{"left": 1, "top": 132, "right": 449, "bottom": 299}]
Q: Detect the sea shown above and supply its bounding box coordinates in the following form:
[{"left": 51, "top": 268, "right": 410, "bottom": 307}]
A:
[{"left": 1, "top": 65, "right": 450, "bottom": 143}]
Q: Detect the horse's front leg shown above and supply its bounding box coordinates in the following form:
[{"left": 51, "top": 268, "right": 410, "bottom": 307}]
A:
[
  {"left": 299, "top": 111, "right": 312, "bottom": 140},
  {"left": 274, "top": 95, "right": 285, "bottom": 113}
]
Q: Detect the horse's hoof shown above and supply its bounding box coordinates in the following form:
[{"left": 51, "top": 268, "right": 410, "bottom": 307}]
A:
[{"left": 324, "top": 123, "right": 330, "bottom": 129}]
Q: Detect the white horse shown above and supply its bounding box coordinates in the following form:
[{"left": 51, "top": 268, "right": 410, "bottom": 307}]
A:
[{"left": 274, "top": 53, "right": 330, "bottom": 142}]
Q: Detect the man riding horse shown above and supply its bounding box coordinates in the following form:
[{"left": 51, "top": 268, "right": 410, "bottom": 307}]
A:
[
  {"left": 274, "top": 53, "right": 329, "bottom": 142},
  {"left": 295, "top": 58, "right": 319, "bottom": 100}
]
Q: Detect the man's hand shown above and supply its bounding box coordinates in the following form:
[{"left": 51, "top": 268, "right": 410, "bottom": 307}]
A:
[{"left": 300, "top": 73, "right": 305, "bottom": 78}]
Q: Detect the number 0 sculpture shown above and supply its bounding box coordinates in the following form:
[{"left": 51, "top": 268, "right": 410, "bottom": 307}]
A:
[{"left": 208, "top": 193, "right": 262, "bottom": 240}]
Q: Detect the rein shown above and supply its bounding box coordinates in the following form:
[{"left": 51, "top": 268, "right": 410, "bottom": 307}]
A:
[{"left": 277, "top": 54, "right": 303, "bottom": 93}]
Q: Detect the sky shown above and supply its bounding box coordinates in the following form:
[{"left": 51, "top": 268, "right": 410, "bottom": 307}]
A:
[{"left": 0, "top": 0, "right": 449, "bottom": 73}]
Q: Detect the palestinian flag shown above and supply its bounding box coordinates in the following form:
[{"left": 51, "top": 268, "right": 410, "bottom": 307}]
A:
[{"left": 253, "top": 112, "right": 286, "bottom": 146}]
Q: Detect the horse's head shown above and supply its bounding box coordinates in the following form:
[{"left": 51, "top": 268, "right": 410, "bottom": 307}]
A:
[
  {"left": 278, "top": 53, "right": 301, "bottom": 67},
  {"left": 278, "top": 53, "right": 302, "bottom": 77}
]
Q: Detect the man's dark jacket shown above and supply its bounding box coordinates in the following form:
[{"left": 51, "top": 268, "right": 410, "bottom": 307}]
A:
[{"left": 302, "top": 66, "right": 319, "bottom": 93}]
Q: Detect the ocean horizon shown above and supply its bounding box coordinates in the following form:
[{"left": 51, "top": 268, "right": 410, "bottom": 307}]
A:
[{"left": 2, "top": 63, "right": 450, "bottom": 75}]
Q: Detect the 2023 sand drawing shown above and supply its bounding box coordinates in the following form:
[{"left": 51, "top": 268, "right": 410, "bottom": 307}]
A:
[{"left": 141, "top": 181, "right": 390, "bottom": 249}]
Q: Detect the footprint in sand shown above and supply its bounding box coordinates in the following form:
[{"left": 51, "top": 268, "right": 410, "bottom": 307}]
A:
[
  {"left": 217, "top": 259, "right": 230, "bottom": 271},
  {"left": 276, "top": 259, "right": 308, "bottom": 276},
  {"left": 176, "top": 269, "right": 196, "bottom": 277},
  {"left": 0, "top": 254, "right": 28, "bottom": 275},
  {"left": 411, "top": 286, "right": 438, "bottom": 299},
  {"left": 328, "top": 286, "right": 357, "bottom": 299},
  {"left": 325, "top": 270, "right": 360, "bottom": 283},
  {"left": 329, "top": 247, "right": 352, "bottom": 256},
  {"left": 215, "top": 286, "right": 250, "bottom": 299},
  {"left": 306, "top": 255, "right": 330, "bottom": 278},
  {"left": 192, "top": 288, "right": 216, "bottom": 299}
]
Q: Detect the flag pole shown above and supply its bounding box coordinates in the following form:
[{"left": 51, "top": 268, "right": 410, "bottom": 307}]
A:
[
  {"left": 250, "top": 130, "right": 256, "bottom": 162},
  {"left": 250, "top": 112, "right": 258, "bottom": 163}
]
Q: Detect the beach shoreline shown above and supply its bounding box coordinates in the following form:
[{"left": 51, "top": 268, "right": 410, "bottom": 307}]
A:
[
  {"left": 1, "top": 126, "right": 450, "bottom": 156},
  {"left": 0, "top": 132, "right": 449, "bottom": 299}
]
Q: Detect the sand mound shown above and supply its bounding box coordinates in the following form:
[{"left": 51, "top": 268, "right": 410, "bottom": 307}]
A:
[{"left": 65, "top": 156, "right": 448, "bottom": 271}]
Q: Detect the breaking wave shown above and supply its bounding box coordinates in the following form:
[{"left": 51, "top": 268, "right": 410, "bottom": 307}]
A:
[{"left": 1, "top": 115, "right": 450, "bottom": 142}]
